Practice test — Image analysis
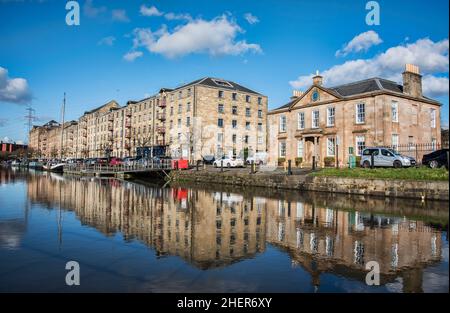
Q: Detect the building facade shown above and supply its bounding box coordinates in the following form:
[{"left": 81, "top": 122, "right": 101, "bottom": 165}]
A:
[
  {"left": 28, "top": 120, "right": 61, "bottom": 158},
  {"left": 29, "top": 77, "right": 268, "bottom": 161},
  {"left": 0, "top": 141, "right": 28, "bottom": 153},
  {"left": 267, "top": 64, "right": 442, "bottom": 167}
]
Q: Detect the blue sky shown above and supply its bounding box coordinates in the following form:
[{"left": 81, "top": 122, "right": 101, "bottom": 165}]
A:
[{"left": 0, "top": 0, "right": 448, "bottom": 143}]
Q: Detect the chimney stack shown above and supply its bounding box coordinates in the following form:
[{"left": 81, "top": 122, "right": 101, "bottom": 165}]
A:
[
  {"left": 403, "top": 64, "right": 422, "bottom": 98},
  {"left": 291, "top": 90, "right": 304, "bottom": 100},
  {"left": 312, "top": 70, "right": 323, "bottom": 86}
]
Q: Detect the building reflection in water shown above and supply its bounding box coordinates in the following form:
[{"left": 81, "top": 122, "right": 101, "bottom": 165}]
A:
[
  {"left": 7, "top": 170, "right": 446, "bottom": 292},
  {"left": 0, "top": 169, "right": 29, "bottom": 250}
]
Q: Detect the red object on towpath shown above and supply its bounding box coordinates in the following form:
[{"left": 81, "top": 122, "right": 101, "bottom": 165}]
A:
[{"left": 172, "top": 159, "right": 188, "bottom": 169}]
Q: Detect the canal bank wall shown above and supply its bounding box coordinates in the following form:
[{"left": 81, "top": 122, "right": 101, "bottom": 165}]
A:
[{"left": 169, "top": 170, "right": 449, "bottom": 201}]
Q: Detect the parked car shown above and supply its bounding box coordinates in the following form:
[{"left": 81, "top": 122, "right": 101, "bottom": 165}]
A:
[
  {"left": 109, "top": 157, "right": 123, "bottom": 166},
  {"left": 360, "top": 148, "right": 412, "bottom": 168},
  {"left": 246, "top": 152, "right": 268, "bottom": 165},
  {"left": 84, "top": 158, "right": 96, "bottom": 166},
  {"left": 213, "top": 157, "right": 245, "bottom": 168},
  {"left": 98, "top": 158, "right": 109, "bottom": 164},
  {"left": 202, "top": 155, "right": 215, "bottom": 165},
  {"left": 422, "top": 149, "right": 449, "bottom": 169},
  {"left": 123, "top": 157, "right": 136, "bottom": 166}
]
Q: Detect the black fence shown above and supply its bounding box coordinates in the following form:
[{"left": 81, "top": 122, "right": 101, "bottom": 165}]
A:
[{"left": 378, "top": 141, "right": 449, "bottom": 165}]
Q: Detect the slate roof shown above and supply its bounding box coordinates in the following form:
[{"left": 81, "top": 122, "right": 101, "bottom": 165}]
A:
[
  {"left": 162, "top": 77, "right": 263, "bottom": 95},
  {"left": 329, "top": 78, "right": 403, "bottom": 96},
  {"left": 271, "top": 77, "right": 437, "bottom": 112},
  {"left": 84, "top": 100, "right": 119, "bottom": 115}
]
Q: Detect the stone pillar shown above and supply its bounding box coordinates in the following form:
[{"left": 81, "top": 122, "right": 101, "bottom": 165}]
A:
[{"left": 314, "top": 136, "right": 318, "bottom": 168}]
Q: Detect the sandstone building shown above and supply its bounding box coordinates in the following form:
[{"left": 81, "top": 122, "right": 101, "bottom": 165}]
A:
[
  {"left": 29, "top": 77, "right": 267, "bottom": 161},
  {"left": 267, "top": 64, "right": 442, "bottom": 167}
]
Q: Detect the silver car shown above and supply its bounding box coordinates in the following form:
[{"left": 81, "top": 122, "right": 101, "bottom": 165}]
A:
[{"left": 360, "top": 148, "right": 411, "bottom": 168}]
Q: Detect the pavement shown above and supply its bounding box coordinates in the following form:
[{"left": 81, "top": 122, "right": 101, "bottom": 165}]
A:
[{"left": 186, "top": 164, "right": 315, "bottom": 176}]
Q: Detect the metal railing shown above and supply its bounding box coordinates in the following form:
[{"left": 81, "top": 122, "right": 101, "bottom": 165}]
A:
[
  {"left": 379, "top": 141, "right": 448, "bottom": 165},
  {"left": 64, "top": 159, "right": 173, "bottom": 173}
]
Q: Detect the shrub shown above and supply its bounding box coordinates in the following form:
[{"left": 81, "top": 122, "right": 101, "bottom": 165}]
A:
[
  {"left": 295, "top": 157, "right": 303, "bottom": 166},
  {"left": 324, "top": 157, "right": 335, "bottom": 167},
  {"left": 278, "top": 158, "right": 286, "bottom": 166}
]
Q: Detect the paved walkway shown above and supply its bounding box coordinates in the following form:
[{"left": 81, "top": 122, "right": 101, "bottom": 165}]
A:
[{"left": 185, "top": 165, "right": 315, "bottom": 176}]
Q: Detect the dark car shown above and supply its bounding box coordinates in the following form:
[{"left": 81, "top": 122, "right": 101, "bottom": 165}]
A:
[
  {"left": 96, "top": 158, "right": 108, "bottom": 165},
  {"left": 202, "top": 155, "right": 215, "bottom": 165},
  {"left": 422, "top": 149, "right": 449, "bottom": 169},
  {"left": 84, "top": 158, "right": 96, "bottom": 166}
]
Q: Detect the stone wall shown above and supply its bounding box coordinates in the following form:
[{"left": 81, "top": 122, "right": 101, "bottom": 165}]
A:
[{"left": 169, "top": 170, "right": 449, "bottom": 201}]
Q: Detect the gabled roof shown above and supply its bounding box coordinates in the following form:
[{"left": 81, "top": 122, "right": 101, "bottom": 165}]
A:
[
  {"left": 83, "top": 100, "right": 120, "bottom": 115},
  {"left": 161, "top": 77, "right": 263, "bottom": 96},
  {"left": 271, "top": 77, "right": 439, "bottom": 112}
]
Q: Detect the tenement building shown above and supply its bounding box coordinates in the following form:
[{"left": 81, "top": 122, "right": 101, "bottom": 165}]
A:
[
  {"left": 267, "top": 64, "right": 442, "bottom": 167},
  {"left": 29, "top": 77, "right": 267, "bottom": 160}
]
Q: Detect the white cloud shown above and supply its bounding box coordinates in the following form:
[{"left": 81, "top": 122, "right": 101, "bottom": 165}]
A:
[
  {"left": 112, "top": 9, "right": 129, "bottom": 22},
  {"left": 98, "top": 36, "right": 116, "bottom": 46},
  {"left": 290, "top": 37, "right": 449, "bottom": 98},
  {"left": 131, "top": 15, "right": 262, "bottom": 58},
  {"left": 123, "top": 51, "right": 143, "bottom": 62},
  {"left": 0, "top": 66, "right": 32, "bottom": 104},
  {"left": 164, "top": 12, "right": 192, "bottom": 21},
  {"left": 140, "top": 5, "right": 163, "bottom": 17},
  {"left": 336, "top": 30, "right": 383, "bottom": 57},
  {"left": 422, "top": 75, "right": 449, "bottom": 97},
  {"left": 83, "top": 0, "right": 106, "bottom": 18},
  {"left": 244, "top": 13, "right": 259, "bottom": 25}
]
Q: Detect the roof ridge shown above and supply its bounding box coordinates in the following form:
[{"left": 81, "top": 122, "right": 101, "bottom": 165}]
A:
[{"left": 328, "top": 77, "right": 378, "bottom": 89}]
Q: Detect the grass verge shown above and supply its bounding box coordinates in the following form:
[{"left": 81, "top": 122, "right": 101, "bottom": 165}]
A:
[{"left": 310, "top": 167, "right": 449, "bottom": 181}]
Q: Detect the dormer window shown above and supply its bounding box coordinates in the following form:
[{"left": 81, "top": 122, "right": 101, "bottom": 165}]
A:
[{"left": 212, "top": 79, "right": 233, "bottom": 88}]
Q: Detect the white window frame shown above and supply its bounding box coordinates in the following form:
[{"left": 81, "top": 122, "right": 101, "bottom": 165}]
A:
[
  {"left": 327, "top": 137, "right": 336, "bottom": 156},
  {"left": 257, "top": 136, "right": 263, "bottom": 145},
  {"left": 356, "top": 103, "right": 365, "bottom": 124},
  {"left": 392, "top": 134, "right": 399, "bottom": 151},
  {"left": 297, "top": 140, "right": 304, "bottom": 158},
  {"left": 298, "top": 112, "right": 305, "bottom": 130},
  {"left": 279, "top": 115, "right": 287, "bottom": 132},
  {"left": 312, "top": 110, "right": 319, "bottom": 129},
  {"left": 327, "top": 107, "right": 335, "bottom": 127},
  {"left": 355, "top": 135, "right": 365, "bottom": 156},
  {"left": 279, "top": 141, "right": 286, "bottom": 158},
  {"left": 391, "top": 101, "right": 398, "bottom": 122},
  {"left": 432, "top": 138, "right": 437, "bottom": 151},
  {"left": 430, "top": 108, "right": 436, "bottom": 128}
]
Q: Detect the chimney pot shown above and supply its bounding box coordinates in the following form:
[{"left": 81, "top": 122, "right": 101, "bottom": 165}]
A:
[
  {"left": 291, "top": 90, "right": 304, "bottom": 100},
  {"left": 403, "top": 64, "right": 422, "bottom": 98},
  {"left": 313, "top": 71, "right": 323, "bottom": 86}
]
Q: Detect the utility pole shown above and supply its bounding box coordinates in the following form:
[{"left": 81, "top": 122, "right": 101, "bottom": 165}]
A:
[
  {"left": 59, "top": 92, "right": 66, "bottom": 160},
  {"left": 25, "top": 105, "right": 36, "bottom": 134},
  {"left": 24, "top": 105, "right": 36, "bottom": 159}
]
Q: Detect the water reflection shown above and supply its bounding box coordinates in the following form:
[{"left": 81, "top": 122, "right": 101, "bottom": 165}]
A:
[{"left": 0, "top": 169, "right": 448, "bottom": 292}]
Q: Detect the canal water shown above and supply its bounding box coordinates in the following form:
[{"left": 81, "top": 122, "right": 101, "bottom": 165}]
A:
[{"left": 0, "top": 168, "right": 448, "bottom": 293}]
